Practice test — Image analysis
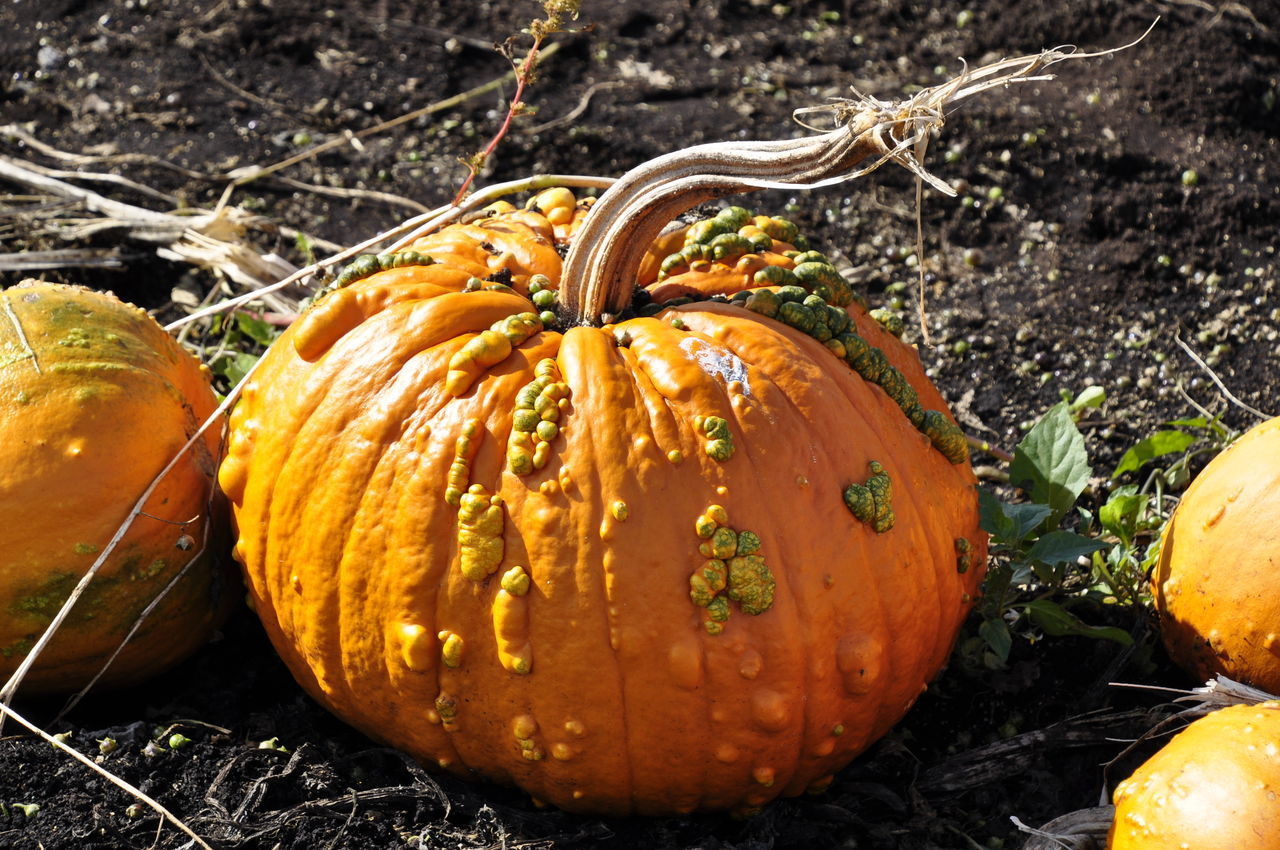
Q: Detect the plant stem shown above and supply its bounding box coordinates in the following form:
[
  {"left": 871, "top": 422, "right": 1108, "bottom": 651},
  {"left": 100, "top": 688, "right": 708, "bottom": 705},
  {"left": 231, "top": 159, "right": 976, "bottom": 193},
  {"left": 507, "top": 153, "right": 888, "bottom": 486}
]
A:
[{"left": 558, "top": 43, "right": 1091, "bottom": 325}]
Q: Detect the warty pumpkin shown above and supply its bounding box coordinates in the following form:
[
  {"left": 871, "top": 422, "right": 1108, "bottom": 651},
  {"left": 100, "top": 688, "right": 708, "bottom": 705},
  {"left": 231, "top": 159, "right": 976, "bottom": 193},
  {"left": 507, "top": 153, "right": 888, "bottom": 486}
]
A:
[
  {"left": 1153, "top": 416, "right": 1280, "bottom": 692},
  {"left": 218, "top": 103, "right": 987, "bottom": 815},
  {"left": 1108, "top": 700, "right": 1280, "bottom": 849},
  {"left": 0, "top": 281, "right": 234, "bottom": 694}
]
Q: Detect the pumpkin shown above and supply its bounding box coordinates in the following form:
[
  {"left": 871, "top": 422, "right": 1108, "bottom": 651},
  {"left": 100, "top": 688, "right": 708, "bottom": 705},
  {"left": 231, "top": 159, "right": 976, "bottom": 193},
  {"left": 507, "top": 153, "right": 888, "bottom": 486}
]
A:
[
  {"left": 1153, "top": 416, "right": 1280, "bottom": 692},
  {"left": 0, "top": 281, "right": 234, "bottom": 694},
  {"left": 1108, "top": 701, "right": 1280, "bottom": 849},
  {"left": 218, "top": 114, "right": 986, "bottom": 815}
]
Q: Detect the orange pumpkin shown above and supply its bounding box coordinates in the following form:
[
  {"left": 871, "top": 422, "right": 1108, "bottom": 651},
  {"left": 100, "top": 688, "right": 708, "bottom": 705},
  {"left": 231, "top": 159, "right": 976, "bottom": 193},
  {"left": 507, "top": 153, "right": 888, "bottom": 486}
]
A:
[
  {"left": 1108, "top": 701, "right": 1280, "bottom": 849},
  {"left": 219, "top": 121, "right": 986, "bottom": 815},
  {"left": 1153, "top": 416, "right": 1280, "bottom": 692},
  {"left": 0, "top": 282, "right": 234, "bottom": 694}
]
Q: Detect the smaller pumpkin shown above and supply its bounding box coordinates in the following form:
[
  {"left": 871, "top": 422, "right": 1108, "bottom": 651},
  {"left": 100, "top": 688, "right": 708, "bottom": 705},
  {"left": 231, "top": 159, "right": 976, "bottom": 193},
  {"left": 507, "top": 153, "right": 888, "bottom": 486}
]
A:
[
  {"left": 0, "top": 281, "right": 235, "bottom": 694},
  {"left": 1153, "top": 416, "right": 1280, "bottom": 692},
  {"left": 1108, "top": 701, "right": 1280, "bottom": 849}
]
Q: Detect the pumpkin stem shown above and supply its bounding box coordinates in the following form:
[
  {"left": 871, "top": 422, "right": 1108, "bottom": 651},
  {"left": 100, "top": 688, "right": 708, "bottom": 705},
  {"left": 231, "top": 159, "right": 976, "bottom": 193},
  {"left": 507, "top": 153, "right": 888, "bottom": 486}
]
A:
[{"left": 559, "top": 36, "right": 1148, "bottom": 325}]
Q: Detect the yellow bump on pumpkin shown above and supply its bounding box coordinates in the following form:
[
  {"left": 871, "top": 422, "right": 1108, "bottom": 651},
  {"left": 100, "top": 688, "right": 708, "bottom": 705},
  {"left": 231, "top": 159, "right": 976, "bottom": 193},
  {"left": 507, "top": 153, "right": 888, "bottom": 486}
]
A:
[
  {"left": 751, "top": 689, "right": 791, "bottom": 733},
  {"left": 667, "top": 635, "right": 704, "bottom": 691},
  {"left": 705, "top": 504, "right": 729, "bottom": 526},
  {"left": 292, "top": 287, "right": 365, "bottom": 361},
  {"left": 531, "top": 441, "right": 552, "bottom": 470},
  {"left": 434, "top": 693, "right": 459, "bottom": 726},
  {"left": 752, "top": 766, "right": 776, "bottom": 787},
  {"left": 289, "top": 574, "right": 302, "bottom": 594},
  {"left": 438, "top": 630, "right": 464, "bottom": 668},
  {"left": 812, "top": 738, "right": 836, "bottom": 757},
  {"left": 457, "top": 484, "right": 504, "bottom": 581},
  {"left": 667, "top": 449, "right": 684, "bottom": 464},
  {"left": 500, "top": 565, "right": 531, "bottom": 596},
  {"left": 512, "top": 714, "right": 538, "bottom": 740},
  {"left": 610, "top": 500, "right": 629, "bottom": 522},
  {"left": 398, "top": 623, "right": 434, "bottom": 673},
  {"left": 709, "top": 527, "right": 739, "bottom": 560},
  {"left": 564, "top": 719, "right": 586, "bottom": 737},
  {"left": 716, "top": 485, "right": 728, "bottom": 496},
  {"left": 445, "top": 419, "right": 481, "bottom": 506},
  {"left": 493, "top": 587, "right": 533, "bottom": 674},
  {"left": 531, "top": 186, "right": 577, "bottom": 225},
  {"left": 425, "top": 707, "right": 441, "bottom": 724},
  {"left": 507, "top": 430, "right": 535, "bottom": 475},
  {"left": 955, "top": 537, "right": 973, "bottom": 574},
  {"left": 836, "top": 633, "right": 884, "bottom": 696},
  {"left": 738, "top": 648, "right": 763, "bottom": 680},
  {"left": 694, "top": 513, "right": 718, "bottom": 539},
  {"left": 688, "top": 559, "right": 727, "bottom": 608},
  {"left": 445, "top": 329, "right": 512, "bottom": 396},
  {"left": 551, "top": 742, "right": 575, "bottom": 761},
  {"left": 445, "top": 313, "right": 543, "bottom": 397}
]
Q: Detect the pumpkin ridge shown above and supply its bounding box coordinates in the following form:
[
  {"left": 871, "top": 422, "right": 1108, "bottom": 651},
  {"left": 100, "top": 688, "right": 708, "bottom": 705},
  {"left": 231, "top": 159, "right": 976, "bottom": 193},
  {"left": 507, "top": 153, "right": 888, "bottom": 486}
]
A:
[
  {"left": 637, "top": 307, "right": 843, "bottom": 803},
  {"left": 816, "top": 336, "right": 971, "bottom": 719},
  {"left": 679, "top": 308, "right": 903, "bottom": 761},
  {"left": 684, "top": 305, "right": 962, "bottom": 748},
  {"left": 552, "top": 326, "right": 641, "bottom": 810},
  {"left": 611, "top": 344, "right": 686, "bottom": 466},
  {"left": 703, "top": 375, "right": 811, "bottom": 801}
]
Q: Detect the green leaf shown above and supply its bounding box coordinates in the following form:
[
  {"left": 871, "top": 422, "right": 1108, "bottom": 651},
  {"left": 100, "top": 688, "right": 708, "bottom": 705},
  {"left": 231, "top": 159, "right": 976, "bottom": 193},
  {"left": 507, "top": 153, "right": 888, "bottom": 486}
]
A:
[
  {"left": 235, "top": 313, "right": 279, "bottom": 347},
  {"left": 1112, "top": 430, "right": 1198, "bottom": 478},
  {"left": 979, "top": 617, "right": 1012, "bottom": 663},
  {"left": 211, "top": 352, "right": 260, "bottom": 386},
  {"left": 978, "top": 489, "right": 1052, "bottom": 544},
  {"left": 1068, "top": 385, "right": 1106, "bottom": 413},
  {"left": 1008, "top": 403, "right": 1091, "bottom": 522},
  {"left": 1022, "top": 599, "right": 1133, "bottom": 646},
  {"left": 1099, "top": 488, "right": 1149, "bottom": 542},
  {"left": 1024, "top": 531, "right": 1107, "bottom": 566}
]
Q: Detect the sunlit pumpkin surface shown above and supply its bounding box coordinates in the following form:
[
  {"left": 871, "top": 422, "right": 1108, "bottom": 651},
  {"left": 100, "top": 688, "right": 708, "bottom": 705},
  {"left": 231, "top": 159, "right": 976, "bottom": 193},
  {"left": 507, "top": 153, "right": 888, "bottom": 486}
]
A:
[
  {"left": 1154, "top": 416, "right": 1280, "bottom": 692},
  {"left": 0, "top": 282, "right": 232, "bottom": 694},
  {"left": 220, "top": 191, "right": 986, "bottom": 814},
  {"left": 1109, "top": 701, "right": 1280, "bottom": 849}
]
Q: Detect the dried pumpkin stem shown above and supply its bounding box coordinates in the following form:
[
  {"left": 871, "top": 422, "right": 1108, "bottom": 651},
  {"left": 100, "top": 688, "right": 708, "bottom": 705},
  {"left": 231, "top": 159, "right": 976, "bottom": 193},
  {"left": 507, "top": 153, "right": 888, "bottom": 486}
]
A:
[{"left": 561, "top": 33, "right": 1153, "bottom": 324}]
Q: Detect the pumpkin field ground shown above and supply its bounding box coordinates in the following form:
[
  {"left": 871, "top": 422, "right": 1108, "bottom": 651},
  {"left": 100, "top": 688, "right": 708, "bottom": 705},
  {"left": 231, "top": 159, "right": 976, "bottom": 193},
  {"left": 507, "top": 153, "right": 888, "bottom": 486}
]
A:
[{"left": 1, "top": 0, "right": 1278, "bottom": 847}]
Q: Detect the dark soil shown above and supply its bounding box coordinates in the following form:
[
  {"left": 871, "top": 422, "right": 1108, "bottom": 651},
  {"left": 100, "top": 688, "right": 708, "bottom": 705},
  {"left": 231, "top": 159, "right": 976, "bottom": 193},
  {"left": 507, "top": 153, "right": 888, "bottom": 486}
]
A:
[{"left": 1, "top": 1, "right": 1278, "bottom": 848}]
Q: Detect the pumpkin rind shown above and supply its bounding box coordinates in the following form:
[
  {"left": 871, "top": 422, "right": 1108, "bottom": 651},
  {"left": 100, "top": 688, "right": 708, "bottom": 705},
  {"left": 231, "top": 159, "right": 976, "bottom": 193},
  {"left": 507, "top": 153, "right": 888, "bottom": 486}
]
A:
[
  {"left": 220, "top": 198, "right": 985, "bottom": 815},
  {"left": 1153, "top": 416, "right": 1280, "bottom": 692},
  {"left": 1108, "top": 701, "right": 1280, "bottom": 849},
  {"left": 0, "top": 282, "right": 233, "bottom": 693}
]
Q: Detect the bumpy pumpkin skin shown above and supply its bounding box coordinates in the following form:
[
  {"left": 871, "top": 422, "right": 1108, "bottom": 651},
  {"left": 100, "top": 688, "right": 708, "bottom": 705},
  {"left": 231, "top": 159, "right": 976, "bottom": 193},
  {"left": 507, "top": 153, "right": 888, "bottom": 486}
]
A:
[
  {"left": 0, "top": 282, "right": 234, "bottom": 694},
  {"left": 220, "top": 196, "right": 986, "bottom": 815},
  {"left": 1108, "top": 701, "right": 1280, "bottom": 849},
  {"left": 1154, "top": 416, "right": 1280, "bottom": 692}
]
